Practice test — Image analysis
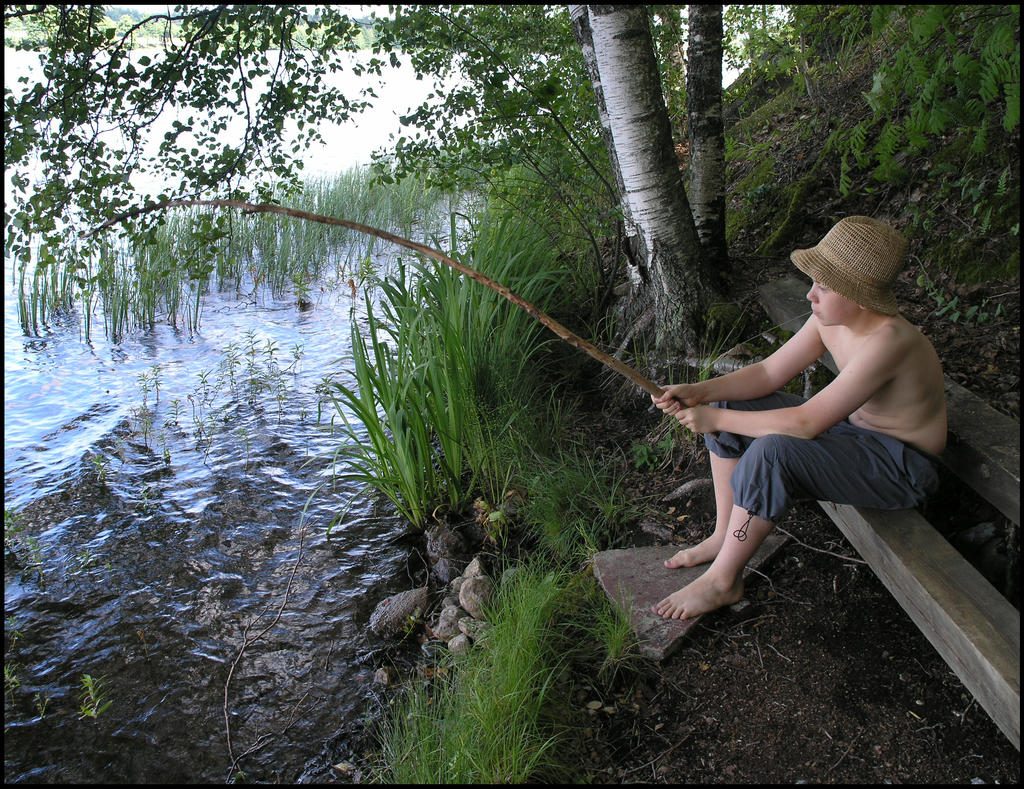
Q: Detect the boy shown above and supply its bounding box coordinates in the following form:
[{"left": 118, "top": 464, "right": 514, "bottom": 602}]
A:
[{"left": 651, "top": 216, "right": 946, "bottom": 620}]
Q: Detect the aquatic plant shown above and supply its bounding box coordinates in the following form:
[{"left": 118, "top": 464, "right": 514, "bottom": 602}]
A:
[
  {"left": 12, "top": 166, "right": 448, "bottom": 342},
  {"left": 4, "top": 662, "right": 21, "bottom": 703},
  {"left": 87, "top": 452, "right": 111, "bottom": 484},
  {"left": 77, "top": 673, "right": 112, "bottom": 720},
  {"left": 5, "top": 616, "right": 23, "bottom": 651},
  {"left": 4, "top": 509, "right": 44, "bottom": 579}
]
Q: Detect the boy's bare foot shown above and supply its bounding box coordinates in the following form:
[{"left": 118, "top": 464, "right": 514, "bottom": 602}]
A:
[
  {"left": 652, "top": 571, "right": 743, "bottom": 620},
  {"left": 664, "top": 533, "right": 724, "bottom": 568}
]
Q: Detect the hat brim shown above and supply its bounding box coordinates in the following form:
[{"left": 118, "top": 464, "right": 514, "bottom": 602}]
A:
[{"left": 791, "top": 248, "right": 899, "bottom": 315}]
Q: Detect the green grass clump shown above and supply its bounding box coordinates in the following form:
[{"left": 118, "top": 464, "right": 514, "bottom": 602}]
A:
[
  {"left": 378, "top": 564, "right": 571, "bottom": 784},
  {"left": 521, "top": 448, "right": 638, "bottom": 564},
  {"left": 376, "top": 562, "right": 649, "bottom": 783},
  {"left": 324, "top": 204, "right": 570, "bottom": 528}
]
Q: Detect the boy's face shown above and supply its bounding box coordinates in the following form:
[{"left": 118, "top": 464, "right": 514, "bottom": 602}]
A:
[{"left": 805, "top": 280, "right": 864, "bottom": 325}]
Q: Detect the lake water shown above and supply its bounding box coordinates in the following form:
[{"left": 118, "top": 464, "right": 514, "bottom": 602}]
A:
[{"left": 4, "top": 48, "right": 440, "bottom": 783}]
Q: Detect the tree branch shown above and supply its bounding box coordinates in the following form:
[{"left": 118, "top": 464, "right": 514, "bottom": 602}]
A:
[{"left": 88, "top": 199, "right": 666, "bottom": 397}]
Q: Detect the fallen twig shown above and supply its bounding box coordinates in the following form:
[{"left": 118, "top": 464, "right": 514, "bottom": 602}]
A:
[{"left": 773, "top": 525, "right": 867, "bottom": 565}]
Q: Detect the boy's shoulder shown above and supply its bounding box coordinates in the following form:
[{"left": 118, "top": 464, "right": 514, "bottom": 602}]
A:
[{"left": 819, "top": 312, "right": 927, "bottom": 372}]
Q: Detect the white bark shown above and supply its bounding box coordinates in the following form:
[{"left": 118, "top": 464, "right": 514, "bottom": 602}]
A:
[
  {"left": 581, "top": 4, "right": 711, "bottom": 353},
  {"left": 568, "top": 6, "right": 625, "bottom": 204},
  {"left": 588, "top": 6, "right": 692, "bottom": 268}
]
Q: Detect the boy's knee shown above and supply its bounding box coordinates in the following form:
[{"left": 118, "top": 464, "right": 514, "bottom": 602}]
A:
[
  {"left": 746, "top": 434, "right": 799, "bottom": 465},
  {"left": 730, "top": 435, "right": 803, "bottom": 521}
]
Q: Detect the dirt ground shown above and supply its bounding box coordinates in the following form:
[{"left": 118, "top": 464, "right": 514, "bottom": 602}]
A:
[
  {"left": 564, "top": 258, "right": 1019, "bottom": 784},
  {"left": 571, "top": 445, "right": 1019, "bottom": 784}
]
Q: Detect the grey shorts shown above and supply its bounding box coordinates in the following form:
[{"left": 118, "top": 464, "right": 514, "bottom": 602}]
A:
[{"left": 704, "top": 391, "right": 940, "bottom": 522}]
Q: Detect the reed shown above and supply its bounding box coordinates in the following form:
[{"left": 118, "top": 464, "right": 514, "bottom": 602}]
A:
[
  {"left": 324, "top": 204, "right": 569, "bottom": 527},
  {"left": 12, "top": 166, "right": 447, "bottom": 341},
  {"left": 14, "top": 241, "right": 80, "bottom": 337}
]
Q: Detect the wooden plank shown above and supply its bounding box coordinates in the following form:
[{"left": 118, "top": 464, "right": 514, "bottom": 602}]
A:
[
  {"left": 817, "top": 501, "right": 1020, "bottom": 750},
  {"left": 759, "top": 277, "right": 1020, "bottom": 525},
  {"left": 940, "top": 378, "right": 1020, "bottom": 525}
]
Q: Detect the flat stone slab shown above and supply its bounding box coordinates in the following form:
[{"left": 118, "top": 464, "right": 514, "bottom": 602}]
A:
[{"left": 593, "top": 535, "right": 788, "bottom": 661}]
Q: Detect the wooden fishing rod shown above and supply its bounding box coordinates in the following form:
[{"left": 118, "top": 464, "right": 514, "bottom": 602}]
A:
[{"left": 88, "top": 199, "right": 666, "bottom": 397}]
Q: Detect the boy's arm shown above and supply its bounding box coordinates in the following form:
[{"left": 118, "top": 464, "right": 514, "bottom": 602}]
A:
[
  {"left": 657, "top": 315, "right": 827, "bottom": 406},
  {"left": 685, "top": 322, "right": 905, "bottom": 439}
]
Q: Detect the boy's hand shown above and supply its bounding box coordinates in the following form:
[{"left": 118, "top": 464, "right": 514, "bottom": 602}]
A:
[
  {"left": 651, "top": 383, "right": 702, "bottom": 411},
  {"left": 652, "top": 387, "right": 718, "bottom": 434},
  {"left": 671, "top": 404, "right": 718, "bottom": 435}
]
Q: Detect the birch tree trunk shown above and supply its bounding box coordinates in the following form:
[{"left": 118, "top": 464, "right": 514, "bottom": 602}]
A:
[
  {"left": 572, "top": 4, "right": 717, "bottom": 358},
  {"left": 687, "top": 4, "right": 728, "bottom": 275},
  {"left": 568, "top": 5, "right": 626, "bottom": 211}
]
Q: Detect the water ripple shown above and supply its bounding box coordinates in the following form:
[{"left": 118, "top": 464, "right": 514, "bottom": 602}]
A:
[{"left": 4, "top": 272, "right": 417, "bottom": 783}]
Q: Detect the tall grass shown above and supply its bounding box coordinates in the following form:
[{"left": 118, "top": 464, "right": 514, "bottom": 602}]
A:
[
  {"left": 323, "top": 205, "right": 570, "bottom": 527},
  {"left": 327, "top": 271, "right": 470, "bottom": 526},
  {"left": 376, "top": 557, "right": 647, "bottom": 783},
  {"left": 378, "top": 564, "right": 571, "bottom": 784},
  {"left": 350, "top": 196, "right": 650, "bottom": 782}
]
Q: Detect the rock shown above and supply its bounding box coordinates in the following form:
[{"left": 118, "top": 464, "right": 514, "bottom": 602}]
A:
[
  {"left": 434, "top": 604, "right": 468, "bottom": 640},
  {"left": 369, "top": 586, "right": 429, "bottom": 638},
  {"left": 463, "top": 555, "right": 487, "bottom": 579},
  {"left": 457, "top": 616, "right": 490, "bottom": 642},
  {"left": 592, "top": 537, "right": 788, "bottom": 660},
  {"left": 426, "top": 524, "right": 466, "bottom": 584},
  {"left": 459, "top": 575, "right": 494, "bottom": 619},
  {"left": 448, "top": 633, "right": 471, "bottom": 655},
  {"left": 373, "top": 667, "right": 392, "bottom": 686}
]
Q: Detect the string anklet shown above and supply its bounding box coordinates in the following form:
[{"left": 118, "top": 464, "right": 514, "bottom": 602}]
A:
[{"left": 733, "top": 512, "right": 754, "bottom": 542}]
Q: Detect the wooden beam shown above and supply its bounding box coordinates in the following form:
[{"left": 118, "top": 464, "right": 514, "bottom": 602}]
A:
[
  {"left": 817, "top": 501, "right": 1020, "bottom": 750},
  {"left": 760, "top": 277, "right": 1020, "bottom": 525},
  {"left": 941, "top": 378, "right": 1020, "bottom": 525}
]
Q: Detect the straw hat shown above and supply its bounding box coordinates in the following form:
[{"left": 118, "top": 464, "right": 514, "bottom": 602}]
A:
[{"left": 790, "top": 216, "right": 907, "bottom": 315}]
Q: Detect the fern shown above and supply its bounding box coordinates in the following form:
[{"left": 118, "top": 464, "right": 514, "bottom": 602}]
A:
[
  {"left": 874, "top": 121, "right": 902, "bottom": 166},
  {"left": 996, "top": 165, "right": 1010, "bottom": 198},
  {"left": 831, "top": 4, "right": 1018, "bottom": 191},
  {"left": 970, "top": 117, "right": 989, "bottom": 155},
  {"left": 839, "top": 153, "right": 853, "bottom": 196},
  {"left": 1002, "top": 80, "right": 1020, "bottom": 132},
  {"left": 909, "top": 5, "right": 950, "bottom": 43},
  {"left": 848, "top": 120, "right": 869, "bottom": 166}
]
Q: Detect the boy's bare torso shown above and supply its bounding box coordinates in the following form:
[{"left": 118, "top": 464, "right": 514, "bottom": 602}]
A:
[{"left": 820, "top": 315, "right": 947, "bottom": 454}]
